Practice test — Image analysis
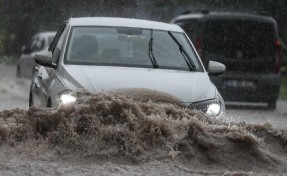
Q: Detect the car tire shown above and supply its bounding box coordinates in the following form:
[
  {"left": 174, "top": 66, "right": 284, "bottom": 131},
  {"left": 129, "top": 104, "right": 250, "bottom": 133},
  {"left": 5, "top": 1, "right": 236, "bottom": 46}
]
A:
[
  {"left": 47, "top": 98, "right": 52, "bottom": 107},
  {"left": 267, "top": 101, "right": 276, "bottom": 110},
  {"left": 29, "top": 91, "right": 33, "bottom": 107},
  {"left": 16, "top": 65, "right": 22, "bottom": 78}
]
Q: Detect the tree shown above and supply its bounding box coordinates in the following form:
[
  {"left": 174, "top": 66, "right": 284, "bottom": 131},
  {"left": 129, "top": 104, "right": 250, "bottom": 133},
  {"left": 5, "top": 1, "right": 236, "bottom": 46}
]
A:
[{"left": 0, "top": 0, "right": 286, "bottom": 57}]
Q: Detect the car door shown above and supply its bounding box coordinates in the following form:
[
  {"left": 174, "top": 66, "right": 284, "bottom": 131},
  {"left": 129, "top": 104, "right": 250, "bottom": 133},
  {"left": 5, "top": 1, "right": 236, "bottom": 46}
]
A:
[{"left": 32, "top": 23, "right": 68, "bottom": 107}]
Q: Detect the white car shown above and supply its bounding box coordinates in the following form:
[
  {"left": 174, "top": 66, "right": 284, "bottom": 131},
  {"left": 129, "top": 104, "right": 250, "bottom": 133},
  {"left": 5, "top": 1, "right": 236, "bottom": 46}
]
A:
[
  {"left": 30, "top": 17, "right": 226, "bottom": 116},
  {"left": 17, "top": 32, "right": 56, "bottom": 78}
]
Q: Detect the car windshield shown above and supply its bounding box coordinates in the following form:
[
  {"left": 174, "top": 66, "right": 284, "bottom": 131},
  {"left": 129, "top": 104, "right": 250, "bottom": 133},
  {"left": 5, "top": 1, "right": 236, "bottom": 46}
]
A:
[{"left": 64, "top": 26, "right": 202, "bottom": 71}]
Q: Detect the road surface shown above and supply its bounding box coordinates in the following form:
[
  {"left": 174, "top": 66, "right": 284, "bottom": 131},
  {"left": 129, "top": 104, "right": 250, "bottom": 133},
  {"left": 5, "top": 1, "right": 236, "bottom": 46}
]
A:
[{"left": 1, "top": 64, "right": 287, "bottom": 175}]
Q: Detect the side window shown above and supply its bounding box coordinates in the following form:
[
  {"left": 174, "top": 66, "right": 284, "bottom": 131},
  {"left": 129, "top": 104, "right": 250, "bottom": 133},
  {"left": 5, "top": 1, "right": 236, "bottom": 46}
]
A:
[
  {"left": 49, "top": 23, "right": 67, "bottom": 53},
  {"left": 49, "top": 23, "right": 67, "bottom": 65},
  {"left": 26, "top": 36, "right": 37, "bottom": 53},
  {"left": 33, "top": 37, "right": 45, "bottom": 51}
]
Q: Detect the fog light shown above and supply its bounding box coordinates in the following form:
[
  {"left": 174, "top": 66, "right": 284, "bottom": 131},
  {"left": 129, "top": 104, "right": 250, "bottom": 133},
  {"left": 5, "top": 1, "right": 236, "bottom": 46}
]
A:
[
  {"left": 189, "top": 99, "right": 222, "bottom": 116},
  {"left": 60, "top": 94, "right": 76, "bottom": 104},
  {"left": 206, "top": 103, "right": 221, "bottom": 116}
]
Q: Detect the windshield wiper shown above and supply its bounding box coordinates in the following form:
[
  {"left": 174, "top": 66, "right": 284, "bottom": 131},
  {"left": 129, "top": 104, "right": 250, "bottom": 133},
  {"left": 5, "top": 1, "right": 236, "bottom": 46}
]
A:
[
  {"left": 168, "top": 31, "right": 196, "bottom": 71},
  {"left": 149, "top": 30, "right": 159, "bottom": 68}
]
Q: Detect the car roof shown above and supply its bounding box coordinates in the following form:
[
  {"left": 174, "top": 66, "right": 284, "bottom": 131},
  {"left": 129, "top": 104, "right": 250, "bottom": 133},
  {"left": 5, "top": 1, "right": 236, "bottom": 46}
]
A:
[
  {"left": 171, "top": 12, "right": 277, "bottom": 24},
  {"left": 68, "top": 17, "right": 184, "bottom": 32}
]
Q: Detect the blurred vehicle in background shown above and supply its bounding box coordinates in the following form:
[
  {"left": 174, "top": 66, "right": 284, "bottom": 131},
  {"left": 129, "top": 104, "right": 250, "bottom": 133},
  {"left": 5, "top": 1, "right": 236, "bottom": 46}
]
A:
[
  {"left": 171, "top": 10, "right": 281, "bottom": 109},
  {"left": 16, "top": 32, "right": 56, "bottom": 78},
  {"left": 30, "top": 17, "right": 226, "bottom": 116}
]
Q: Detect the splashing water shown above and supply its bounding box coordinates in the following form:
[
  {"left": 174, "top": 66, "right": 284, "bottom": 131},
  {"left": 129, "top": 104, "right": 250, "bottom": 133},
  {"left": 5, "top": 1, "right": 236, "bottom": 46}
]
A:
[{"left": 0, "top": 90, "right": 287, "bottom": 175}]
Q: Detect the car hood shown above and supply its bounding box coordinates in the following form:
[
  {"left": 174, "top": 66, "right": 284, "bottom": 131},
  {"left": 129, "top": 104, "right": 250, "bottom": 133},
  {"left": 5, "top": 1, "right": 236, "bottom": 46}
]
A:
[{"left": 60, "top": 65, "right": 217, "bottom": 104}]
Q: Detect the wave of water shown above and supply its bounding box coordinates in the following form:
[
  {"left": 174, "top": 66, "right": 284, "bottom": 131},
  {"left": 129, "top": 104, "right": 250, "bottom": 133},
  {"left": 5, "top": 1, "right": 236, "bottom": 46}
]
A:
[{"left": 0, "top": 90, "right": 287, "bottom": 175}]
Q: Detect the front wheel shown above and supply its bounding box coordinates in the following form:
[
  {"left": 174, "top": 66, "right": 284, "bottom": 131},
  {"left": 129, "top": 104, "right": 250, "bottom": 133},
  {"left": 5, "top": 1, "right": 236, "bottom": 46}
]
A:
[
  {"left": 47, "top": 98, "right": 52, "bottom": 107},
  {"left": 16, "top": 65, "right": 22, "bottom": 77},
  {"left": 267, "top": 101, "right": 276, "bottom": 110},
  {"left": 29, "top": 91, "right": 33, "bottom": 107}
]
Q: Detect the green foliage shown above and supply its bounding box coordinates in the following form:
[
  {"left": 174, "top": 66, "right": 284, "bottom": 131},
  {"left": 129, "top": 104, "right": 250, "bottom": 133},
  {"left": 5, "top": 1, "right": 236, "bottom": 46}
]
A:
[
  {"left": 0, "top": 0, "right": 286, "bottom": 58},
  {"left": 0, "top": 0, "right": 139, "bottom": 57},
  {"left": 0, "top": 56, "right": 18, "bottom": 64}
]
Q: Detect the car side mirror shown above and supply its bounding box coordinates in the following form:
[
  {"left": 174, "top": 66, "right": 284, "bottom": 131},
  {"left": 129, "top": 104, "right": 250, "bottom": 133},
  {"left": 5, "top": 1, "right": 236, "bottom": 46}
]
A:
[
  {"left": 34, "top": 51, "right": 56, "bottom": 68},
  {"left": 207, "top": 61, "right": 225, "bottom": 76}
]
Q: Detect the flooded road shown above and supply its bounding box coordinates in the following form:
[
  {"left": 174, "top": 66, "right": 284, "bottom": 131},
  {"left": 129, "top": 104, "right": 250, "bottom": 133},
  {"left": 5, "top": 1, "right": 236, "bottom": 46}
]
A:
[
  {"left": 1, "top": 64, "right": 287, "bottom": 175},
  {"left": 0, "top": 64, "right": 30, "bottom": 110}
]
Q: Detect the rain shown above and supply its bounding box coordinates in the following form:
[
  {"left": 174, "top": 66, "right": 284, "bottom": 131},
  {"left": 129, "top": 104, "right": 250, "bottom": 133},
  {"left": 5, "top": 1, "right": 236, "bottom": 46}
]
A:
[{"left": 0, "top": 1, "right": 287, "bottom": 175}]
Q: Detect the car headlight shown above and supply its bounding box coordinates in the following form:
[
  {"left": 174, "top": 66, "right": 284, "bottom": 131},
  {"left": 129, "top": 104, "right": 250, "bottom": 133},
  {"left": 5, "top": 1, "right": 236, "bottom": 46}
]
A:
[
  {"left": 189, "top": 99, "right": 222, "bottom": 116},
  {"left": 58, "top": 90, "right": 76, "bottom": 105}
]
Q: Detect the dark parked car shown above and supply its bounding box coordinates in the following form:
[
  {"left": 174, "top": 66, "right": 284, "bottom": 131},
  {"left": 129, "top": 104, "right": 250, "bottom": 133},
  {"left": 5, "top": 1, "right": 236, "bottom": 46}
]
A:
[
  {"left": 171, "top": 10, "right": 281, "bottom": 109},
  {"left": 17, "top": 32, "right": 56, "bottom": 78}
]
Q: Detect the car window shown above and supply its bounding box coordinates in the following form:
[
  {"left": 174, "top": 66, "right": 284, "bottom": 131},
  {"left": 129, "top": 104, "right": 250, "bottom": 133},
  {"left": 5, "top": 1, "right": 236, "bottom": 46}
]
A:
[
  {"left": 203, "top": 19, "right": 275, "bottom": 58},
  {"left": 64, "top": 26, "right": 203, "bottom": 71},
  {"left": 174, "top": 19, "right": 199, "bottom": 41},
  {"left": 25, "top": 36, "right": 37, "bottom": 53},
  {"left": 49, "top": 23, "right": 67, "bottom": 65},
  {"left": 24, "top": 41, "right": 32, "bottom": 54},
  {"left": 49, "top": 23, "right": 67, "bottom": 53},
  {"left": 33, "top": 37, "right": 45, "bottom": 51}
]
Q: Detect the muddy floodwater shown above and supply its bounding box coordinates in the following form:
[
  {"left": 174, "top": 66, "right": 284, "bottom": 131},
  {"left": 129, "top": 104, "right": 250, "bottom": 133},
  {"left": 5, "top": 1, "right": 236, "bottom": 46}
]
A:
[{"left": 0, "top": 64, "right": 287, "bottom": 175}]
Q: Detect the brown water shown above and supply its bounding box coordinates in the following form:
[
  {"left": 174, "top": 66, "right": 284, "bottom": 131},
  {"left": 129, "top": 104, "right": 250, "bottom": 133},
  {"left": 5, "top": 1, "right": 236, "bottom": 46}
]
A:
[{"left": 0, "top": 90, "right": 287, "bottom": 175}]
